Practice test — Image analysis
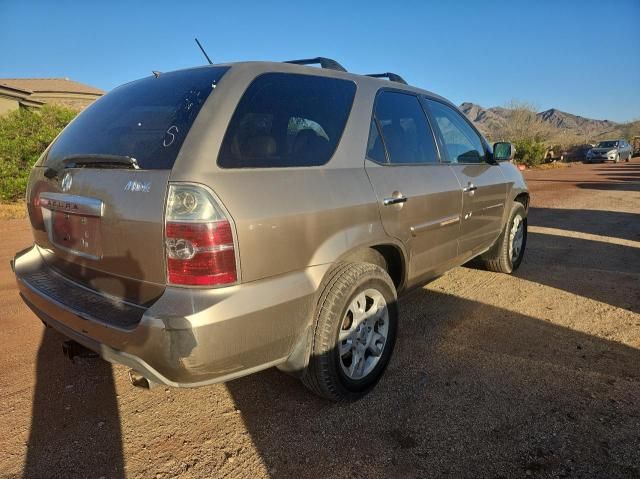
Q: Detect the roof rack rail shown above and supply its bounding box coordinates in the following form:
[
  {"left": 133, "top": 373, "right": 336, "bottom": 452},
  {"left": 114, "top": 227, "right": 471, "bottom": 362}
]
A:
[
  {"left": 365, "top": 72, "right": 408, "bottom": 85},
  {"left": 284, "top": 57, "right": 347, "bottom": 72}
]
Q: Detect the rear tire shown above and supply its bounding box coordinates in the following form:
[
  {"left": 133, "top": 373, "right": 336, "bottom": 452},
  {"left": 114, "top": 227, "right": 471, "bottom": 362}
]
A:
[
  {"left": 478, "top": 202, "right": 527, "bottom": 274},
  {"left": 302, "top": 262, "right": 398, "bottom": 401}
]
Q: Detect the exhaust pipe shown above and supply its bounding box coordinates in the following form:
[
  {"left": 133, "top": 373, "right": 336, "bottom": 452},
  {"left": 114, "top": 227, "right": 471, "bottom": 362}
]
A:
[
  {"left": 62, "top": 340, "right": 98, "bottom": 362},
  {"left": 128, "top": 369, "right": 159, "bottom": 390}
]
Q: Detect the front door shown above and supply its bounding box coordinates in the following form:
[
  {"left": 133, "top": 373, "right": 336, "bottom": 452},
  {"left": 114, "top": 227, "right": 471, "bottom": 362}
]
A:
[
  {"left": 364, "top": 90, "right": 463, "bottom": 284},
  {"left": 423, "top": 98, "right": 508, "bottom": 257}
]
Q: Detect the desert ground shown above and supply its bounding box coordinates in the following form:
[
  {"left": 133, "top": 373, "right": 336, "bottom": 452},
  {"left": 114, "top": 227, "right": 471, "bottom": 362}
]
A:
[{"left": 1, "top": 160, "right": 639, "bottom": 478}]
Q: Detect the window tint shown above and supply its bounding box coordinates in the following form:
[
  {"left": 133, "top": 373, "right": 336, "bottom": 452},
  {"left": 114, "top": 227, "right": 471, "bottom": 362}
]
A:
[
  {"left": 218, "top": 73, "right": 356, "bottom": 168},
  {"left": 425, "top": 99, "right": 486, "bottom": 164},
  {"left": 366, "top": 119, "right": 386, "bottom": 163},
  {"left": 45, "top": 67, "right": 229, "bottom": 170},
  {"left": 372, "top": 91, "right": 438, "bottom": 164}
]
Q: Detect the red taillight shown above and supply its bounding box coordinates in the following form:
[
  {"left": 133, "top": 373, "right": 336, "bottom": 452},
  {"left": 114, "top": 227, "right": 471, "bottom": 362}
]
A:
[{"left": 165, "top": 184, "right": 237, "bottom": 287}]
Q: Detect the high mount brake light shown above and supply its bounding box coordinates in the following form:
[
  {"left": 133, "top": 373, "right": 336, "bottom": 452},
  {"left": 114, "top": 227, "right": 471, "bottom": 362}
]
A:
[{"left": 165, "top": 184, "right": 237, "bottom": 286}]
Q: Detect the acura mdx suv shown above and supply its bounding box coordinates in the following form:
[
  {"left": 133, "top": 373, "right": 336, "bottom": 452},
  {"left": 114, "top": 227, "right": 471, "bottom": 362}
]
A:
[{"left": 13, "top": 58, "right": 529, "bottom": 401}]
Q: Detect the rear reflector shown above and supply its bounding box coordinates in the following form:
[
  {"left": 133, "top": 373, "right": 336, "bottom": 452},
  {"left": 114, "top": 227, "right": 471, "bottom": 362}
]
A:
[{"left": 165, "top": 185, "right": 237, "bottom": 286}]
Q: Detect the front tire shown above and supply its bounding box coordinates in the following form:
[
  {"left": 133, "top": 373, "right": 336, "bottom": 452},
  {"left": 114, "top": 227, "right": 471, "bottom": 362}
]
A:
[
  {"left": 302, "top": 262, "right": 398, "bottom": 401},
  {"left": 479, "top": 202, "right": 527, "bottom": 274}
]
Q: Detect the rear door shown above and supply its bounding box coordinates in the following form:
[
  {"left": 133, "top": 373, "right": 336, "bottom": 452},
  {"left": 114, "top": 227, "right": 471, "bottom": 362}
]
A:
[
  {"left": 364, "top": 90, "right": 463, "bottom": 283},
  {"left": 27, "top": 67, "right": 229, "bottom": 305},
  {"left": 423, "top": 98, "right": 508, "bottom": 257}
]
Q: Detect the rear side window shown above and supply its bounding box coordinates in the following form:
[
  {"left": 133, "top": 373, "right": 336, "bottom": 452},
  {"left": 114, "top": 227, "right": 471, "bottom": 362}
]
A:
[
  {"left": 370, "top": 91, "right": 438, "bottom": 164},
  {"left": 218, "top": 73, "right": 356, "bottom": 168},
  {"left": 44, "top": 67, "right": 229, "bottom": 170},
  {"left": 366, "top": 119, "right": 386, "bottom": 163}
]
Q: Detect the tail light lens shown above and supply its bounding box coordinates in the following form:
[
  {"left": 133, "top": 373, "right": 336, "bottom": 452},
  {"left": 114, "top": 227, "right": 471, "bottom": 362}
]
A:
[{"left": 165, "top": 184, "right": 237, "bottom": 286}]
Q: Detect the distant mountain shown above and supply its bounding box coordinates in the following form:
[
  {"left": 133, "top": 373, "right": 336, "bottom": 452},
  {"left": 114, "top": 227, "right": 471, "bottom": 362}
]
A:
[
  {"left": 459, "top": 102, "right": 622, "bottom": 141},
  {"left": 537, "top": 108, "right": 617, "bottom": 133},
  {"left": 459, "top": 102, "right": 509, "bottom": 136}
]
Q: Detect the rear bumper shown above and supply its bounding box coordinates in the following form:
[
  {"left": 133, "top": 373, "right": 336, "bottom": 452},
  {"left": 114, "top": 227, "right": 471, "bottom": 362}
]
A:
[{"left": 13, "top": 245, "right": 326, "bottom": 387}]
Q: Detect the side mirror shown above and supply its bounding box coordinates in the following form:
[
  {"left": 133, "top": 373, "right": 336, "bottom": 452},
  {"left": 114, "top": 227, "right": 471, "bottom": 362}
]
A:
[{"left": 493, "top": 142, "right": 515, "bottom": 162}]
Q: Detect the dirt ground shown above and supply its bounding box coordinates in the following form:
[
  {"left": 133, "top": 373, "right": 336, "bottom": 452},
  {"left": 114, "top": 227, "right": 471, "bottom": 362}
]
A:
[{"left": 1, "top": 160, "right": 639, "bottom": 479}]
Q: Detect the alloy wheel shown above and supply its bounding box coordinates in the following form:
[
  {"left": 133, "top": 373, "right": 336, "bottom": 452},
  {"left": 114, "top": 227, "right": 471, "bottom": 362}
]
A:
[
  {"left": 509, "top": 214, "right": 524, "bottom": 263},
  {"left": 338, "top": 289, "right": 389, "bottom": 381}
]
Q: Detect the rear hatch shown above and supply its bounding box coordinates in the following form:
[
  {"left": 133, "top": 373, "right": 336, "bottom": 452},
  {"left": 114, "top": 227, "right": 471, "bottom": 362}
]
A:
[{"left": 27, "top": 66, "right": 229, "bottom": 306}]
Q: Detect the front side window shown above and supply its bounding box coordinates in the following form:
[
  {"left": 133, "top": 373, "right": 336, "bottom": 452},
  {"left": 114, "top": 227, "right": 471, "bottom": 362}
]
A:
[
  {"left": 370, "top": 91, "right": 439, "bottom": 164},
  {"left": 218, "top": 73, "right": 356, "bottom": 168},
  {"left": 425, "top": 99, "right": 486, "bottom": 164}
]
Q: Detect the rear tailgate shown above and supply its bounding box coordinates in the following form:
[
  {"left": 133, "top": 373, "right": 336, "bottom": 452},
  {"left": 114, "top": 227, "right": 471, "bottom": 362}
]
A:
[
  {"left": 28, "top": 168, "right": 170, "bottom": 305},
  {"left": 26, "top": 66, "right": 230, "bottom": 306}
]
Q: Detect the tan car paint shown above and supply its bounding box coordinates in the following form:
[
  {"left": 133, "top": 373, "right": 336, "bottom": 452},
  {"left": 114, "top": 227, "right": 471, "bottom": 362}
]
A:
[{"left": 14, "top": 61, "right": 529, "bottom": 388}]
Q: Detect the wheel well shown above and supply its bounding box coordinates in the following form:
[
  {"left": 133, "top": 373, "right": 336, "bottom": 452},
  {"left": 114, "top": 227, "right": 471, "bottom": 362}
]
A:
[
  {"left": 371, "top": 245, "right": 404, "bottom": 289},
  {"left": 339, "top": 245, "right": 405, "bottom": 290},
  {"left": 514, "top": 192, "right": 530, "bottom": 211}
]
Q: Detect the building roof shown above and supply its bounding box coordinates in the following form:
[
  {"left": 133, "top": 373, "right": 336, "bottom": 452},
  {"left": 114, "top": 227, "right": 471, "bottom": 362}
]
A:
[{"left": 0, "top": 78, "right": 104, "bottom": 96}]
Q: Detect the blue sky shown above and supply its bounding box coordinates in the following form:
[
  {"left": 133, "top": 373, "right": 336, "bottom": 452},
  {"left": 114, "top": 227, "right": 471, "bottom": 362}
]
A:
[{"left": 1, "top": 0, "right": 639, "bottom": 122}]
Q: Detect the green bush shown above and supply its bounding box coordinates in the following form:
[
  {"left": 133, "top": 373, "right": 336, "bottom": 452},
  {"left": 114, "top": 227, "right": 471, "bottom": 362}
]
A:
[
  {"left": 0, "top": 105, "right": 76, "bottom": 201},
  {"left": 513, "top": 138, "right": 547, "bottom": 167}
]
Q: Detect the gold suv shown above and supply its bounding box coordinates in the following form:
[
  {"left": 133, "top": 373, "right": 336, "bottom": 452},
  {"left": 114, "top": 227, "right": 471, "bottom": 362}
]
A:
[{"left": 13, "top": 58, "right": 528, "bottom": 401}]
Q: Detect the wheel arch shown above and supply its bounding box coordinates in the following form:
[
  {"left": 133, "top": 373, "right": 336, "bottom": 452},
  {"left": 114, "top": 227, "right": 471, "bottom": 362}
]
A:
[
  {"left": 514, "top": 191, "right": 530, "bottom": 212},
  {"left": 278, "top": 241, "right": 407, "bottom": 377},
  {"left": 337, "top": 243, "right": 406, "bottom": 291}
]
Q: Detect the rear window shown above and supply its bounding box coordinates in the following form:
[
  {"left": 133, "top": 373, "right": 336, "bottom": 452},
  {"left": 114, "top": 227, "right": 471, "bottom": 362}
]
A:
[
  {"left": 218, "top": 73, "right": 356, "bottom": 168},
  {"left": 44, "top": 67, "right": 229, "bottom": 170}
]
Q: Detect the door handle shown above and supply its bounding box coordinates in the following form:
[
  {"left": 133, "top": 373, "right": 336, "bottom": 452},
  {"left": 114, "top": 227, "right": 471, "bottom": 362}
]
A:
[
  {"left": 463, "top": 183, "right": 477, "bottom": 194},
  {"left": 383, "top": 196, "right": 408, "bottom": 206}
]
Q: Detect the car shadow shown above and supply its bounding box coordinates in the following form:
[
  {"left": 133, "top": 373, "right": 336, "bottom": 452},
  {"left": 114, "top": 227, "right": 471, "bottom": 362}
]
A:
[
  {"left": 579, "top": 163, "right": 640, "bottom": 191},
  {"left": 489, "top": 206, "right": 639, "bottom": 313},
  {"left": 21, "top": 250, "right": 148, "bottom": 479},
  {"left": 577, "top": 182, "right": 640, "bottom": 192},
  {"left": 23, "top": 327, "right": 125, "bottom": 479},
  {"left": 603, "top": 172, "right": 640, "bottom": 179},
  {"left": 528, "top": 207, "right": 640, "bottom": 242},
  {"left": 518, "top": 231, "right": 639, "bottom": 313},
  {"left": 225, "top": 289, "right": 640, "bottom": 478}
]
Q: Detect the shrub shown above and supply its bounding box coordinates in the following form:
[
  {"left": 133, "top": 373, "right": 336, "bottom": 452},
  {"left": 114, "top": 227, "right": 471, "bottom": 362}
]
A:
[
  {"left": 0, "top": 105, "right": 76, "bottom": 201},
  {"left": 513, "top": 138, "right": 548, "bottom": 167}
]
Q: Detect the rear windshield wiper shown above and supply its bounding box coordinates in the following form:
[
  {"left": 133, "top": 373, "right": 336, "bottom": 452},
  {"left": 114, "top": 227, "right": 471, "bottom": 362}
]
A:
[{"left": 44, "top": 154, "right": 139, "bottom": 179}]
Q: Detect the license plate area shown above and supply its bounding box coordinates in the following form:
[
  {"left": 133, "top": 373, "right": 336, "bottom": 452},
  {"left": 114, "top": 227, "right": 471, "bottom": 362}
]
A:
[
  {"left": 50, "top": 211, "right": 102, "bottom": 259},
  {"left": 39, "top": 192, "right": 104, "bottom": 260}
]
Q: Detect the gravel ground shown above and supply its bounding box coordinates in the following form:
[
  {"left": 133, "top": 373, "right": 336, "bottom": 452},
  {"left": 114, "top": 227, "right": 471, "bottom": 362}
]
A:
[{"left": 1, "top": 160, "right": 639, "bottom": 478}]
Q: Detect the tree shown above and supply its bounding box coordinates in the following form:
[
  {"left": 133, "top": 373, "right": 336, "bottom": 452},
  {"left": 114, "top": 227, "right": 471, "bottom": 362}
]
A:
[
  {"left": 618, "top": 119, "right": 640, "bottom": 140},
  {"left": 495, "top": 101, "right": 551, "bottom": 167},
  {"left": 0, "top": 105, "right": 77, "bottom": 201}
]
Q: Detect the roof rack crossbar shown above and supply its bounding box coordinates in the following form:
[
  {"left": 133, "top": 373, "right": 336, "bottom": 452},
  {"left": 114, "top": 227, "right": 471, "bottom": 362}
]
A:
[
  {"left": 284, "top": 57, "right": 347, "bottom": 72},
  {"left": 365, "top": 72, "right": 408, "bottom": 85}
]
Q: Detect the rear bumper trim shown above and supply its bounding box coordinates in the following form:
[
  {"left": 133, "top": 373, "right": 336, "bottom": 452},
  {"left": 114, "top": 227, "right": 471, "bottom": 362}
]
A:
[
  {"left": 13, "top": 245, "right": 328, "bottom": 388},
  {"left": 17, "top": 252, "right": 145, "bottom": 330}
]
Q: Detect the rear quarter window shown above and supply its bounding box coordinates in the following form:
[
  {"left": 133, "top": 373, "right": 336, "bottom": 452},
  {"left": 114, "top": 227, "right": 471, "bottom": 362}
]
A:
[
  {"left": 218, "top": 73, "right": 356, "bottom": 168},
  {"left": 44, "top": 67, "right": 229, "bottom": 170}
]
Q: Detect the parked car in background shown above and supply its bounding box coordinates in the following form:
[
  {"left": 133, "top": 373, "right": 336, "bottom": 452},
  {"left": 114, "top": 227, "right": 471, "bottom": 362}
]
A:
[
  {"left": 562, "top": 144, "right": 594, "bottom": 162},
  {"left": 586, "top": 139, "right": 633, "bottom": 163},
  {"left": 12, "top": 58, "right": 529, "bottom": 401},
  {"left": 544, "top": 146, "right": 564, "bottom": 163},
  {"left": 632, "top": 136, "right": 640, "bottom": 157}
]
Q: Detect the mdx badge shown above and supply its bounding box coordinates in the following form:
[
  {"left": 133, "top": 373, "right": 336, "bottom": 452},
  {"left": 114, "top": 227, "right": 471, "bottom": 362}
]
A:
[
  {"left": 61, "top": 172, "right": 73, "bottom": 192},
  {"left": 124, "top": 180, "right": 151, "bottom": 193}
]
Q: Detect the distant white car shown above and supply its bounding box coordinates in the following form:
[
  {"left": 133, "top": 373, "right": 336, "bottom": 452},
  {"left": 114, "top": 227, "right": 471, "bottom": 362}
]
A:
[{"left": 586, "top": 139, "right": 633, "bottom": 163}]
